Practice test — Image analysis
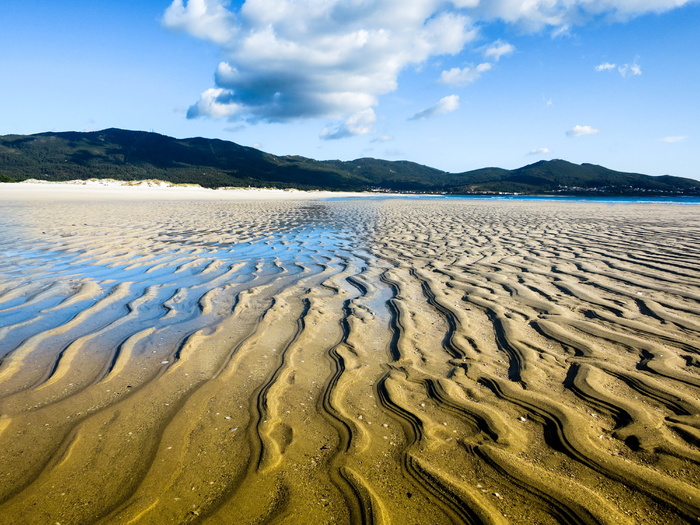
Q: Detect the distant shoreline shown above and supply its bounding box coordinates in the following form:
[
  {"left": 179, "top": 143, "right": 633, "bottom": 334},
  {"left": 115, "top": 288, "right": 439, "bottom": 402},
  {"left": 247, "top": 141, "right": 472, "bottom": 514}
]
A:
[{"left": 2, "top": 180, "right": 698, "bottom": 204}]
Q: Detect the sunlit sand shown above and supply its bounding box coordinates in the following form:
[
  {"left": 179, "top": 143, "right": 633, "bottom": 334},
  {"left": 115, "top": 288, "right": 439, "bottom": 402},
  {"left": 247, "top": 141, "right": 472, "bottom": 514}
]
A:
[{"left": 1, "top": 184, "right": 699, "bottom": 524}]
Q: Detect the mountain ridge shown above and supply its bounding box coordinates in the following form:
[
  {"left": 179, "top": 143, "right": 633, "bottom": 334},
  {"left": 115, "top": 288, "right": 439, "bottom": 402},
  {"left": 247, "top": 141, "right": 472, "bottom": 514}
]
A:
[{"left": 1, "top": 128, "right": 698, "bottom": 195}]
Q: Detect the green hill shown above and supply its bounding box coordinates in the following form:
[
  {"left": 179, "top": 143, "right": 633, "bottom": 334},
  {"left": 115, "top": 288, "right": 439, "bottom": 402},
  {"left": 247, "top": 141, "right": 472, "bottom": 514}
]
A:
[
  {"left": 446, "top": 160, "right": 699, "bottom": 194},
  {"left": 1, "top": 128, "right": 697, "bottom": 195},
  {"left": 0, "top": 128, "right": 366, "bottom": 190}
]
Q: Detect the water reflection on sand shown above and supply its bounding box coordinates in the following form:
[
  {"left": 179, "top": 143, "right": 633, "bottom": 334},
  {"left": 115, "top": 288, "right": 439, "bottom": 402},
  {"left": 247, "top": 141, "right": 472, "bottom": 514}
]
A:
[{"left": 0, "top": 197, "right": 699, "bottom": 524}]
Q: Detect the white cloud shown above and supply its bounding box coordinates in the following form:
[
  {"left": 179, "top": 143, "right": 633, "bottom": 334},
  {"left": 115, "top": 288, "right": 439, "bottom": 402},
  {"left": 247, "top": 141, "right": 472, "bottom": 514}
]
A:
[
  {"left": 320, "top": 109, "right": 377, "bottom": 140},
  {"left": 473, "top": 0, "right": 695, "bottom": 32},
  {"left": 529, "top": 147, "right": 552, "bottom": 155},
  {"left": 566, "top": 125, "right": 600, "bottom": 137},
  {"left": 595, "top": 62, "right": 617, "bottom": 71},
  {"left": 164, "top": 0, "right": 477, "bottom": 130},
  {"left": 619, "top": 61, "right": 642, "bottom": 76},
  {"left": 164, "top": 0, "right": 690, "bottom": 136},
  {"left": 186, "top": 88, "right": 240, "bottom": 119},
  {"left": 439, "top": 63, "right": 492, "bottom": 87},
  {"left": 661, "top": 136, "right": 688, "bottom": 143},
  {"left": 371, "top": 135, "right": 394, "bottom": 143},
  {"left": 163, "top": 0, "right": 236, "bottom": 45},
  {"left": 410, "top": 95, "right": 460, "bottom": 121},
  {"left": 595, "top": 60, "right": 642, "bottom": 76},
  {"left": 428, "top": 38, "right": 512, "bottom": 89},
  {"left": 484, "top": 40, "right": 515, "bottom": 61}
]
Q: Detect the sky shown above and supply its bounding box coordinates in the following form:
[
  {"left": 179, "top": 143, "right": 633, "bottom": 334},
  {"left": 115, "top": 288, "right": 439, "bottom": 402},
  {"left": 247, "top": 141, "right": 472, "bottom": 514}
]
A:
[{"left": 1, "top": 0, "right": 698, "bottom": 180}]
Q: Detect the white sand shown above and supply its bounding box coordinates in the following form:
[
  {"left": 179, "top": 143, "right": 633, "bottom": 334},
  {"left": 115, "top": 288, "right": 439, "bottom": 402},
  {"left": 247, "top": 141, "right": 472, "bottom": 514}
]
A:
[{"left": 0, "top": 179, "right": 391, "bottom": 201}]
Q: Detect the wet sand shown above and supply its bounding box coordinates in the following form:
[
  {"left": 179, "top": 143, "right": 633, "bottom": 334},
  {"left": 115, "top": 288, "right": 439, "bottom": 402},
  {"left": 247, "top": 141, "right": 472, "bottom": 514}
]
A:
[{"left": 1, "top": 187, "right": 699, "bottom": 524}]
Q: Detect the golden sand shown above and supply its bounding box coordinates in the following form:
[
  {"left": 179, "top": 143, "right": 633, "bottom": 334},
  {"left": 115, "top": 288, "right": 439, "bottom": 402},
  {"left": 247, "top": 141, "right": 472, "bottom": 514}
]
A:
[{"left": 0, "top": 187, "right": 699, "bottom": 524}]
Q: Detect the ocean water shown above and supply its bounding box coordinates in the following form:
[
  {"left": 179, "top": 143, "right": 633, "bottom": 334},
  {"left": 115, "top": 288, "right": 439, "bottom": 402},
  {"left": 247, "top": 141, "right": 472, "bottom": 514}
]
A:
[{"left": 327, "top": 194, "right": 700, "bottom": 204}]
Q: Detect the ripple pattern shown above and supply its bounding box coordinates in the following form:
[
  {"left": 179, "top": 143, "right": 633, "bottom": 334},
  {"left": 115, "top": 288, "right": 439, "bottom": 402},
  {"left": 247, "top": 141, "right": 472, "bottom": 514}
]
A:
[{"left": 0, "top": 198, "right": 699, "bottom": 524}]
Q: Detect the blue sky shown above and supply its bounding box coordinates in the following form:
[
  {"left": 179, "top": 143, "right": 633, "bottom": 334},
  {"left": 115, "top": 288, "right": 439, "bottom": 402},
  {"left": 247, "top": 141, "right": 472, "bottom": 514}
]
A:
[{"left": 1, "top": 0, "right": 698, "bottom": 180}]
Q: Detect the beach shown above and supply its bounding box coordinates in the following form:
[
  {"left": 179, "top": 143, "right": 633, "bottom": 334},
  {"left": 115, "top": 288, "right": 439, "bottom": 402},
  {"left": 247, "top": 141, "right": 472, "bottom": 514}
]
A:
[{"left": 0, "top": 183, "right": 699, "bottom": 524}]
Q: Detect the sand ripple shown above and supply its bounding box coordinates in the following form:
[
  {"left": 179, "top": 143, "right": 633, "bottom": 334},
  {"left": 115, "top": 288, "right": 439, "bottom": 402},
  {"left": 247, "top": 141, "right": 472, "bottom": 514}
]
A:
[{"left": 0, "top": 198, "right": 699, "bottom": 524}]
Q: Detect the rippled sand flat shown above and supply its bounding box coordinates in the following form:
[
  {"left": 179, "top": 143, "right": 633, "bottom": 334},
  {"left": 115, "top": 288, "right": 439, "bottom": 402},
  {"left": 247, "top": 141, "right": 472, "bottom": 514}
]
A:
[{"left": 1, "top": 193, "right": 699, "bottom": 524}]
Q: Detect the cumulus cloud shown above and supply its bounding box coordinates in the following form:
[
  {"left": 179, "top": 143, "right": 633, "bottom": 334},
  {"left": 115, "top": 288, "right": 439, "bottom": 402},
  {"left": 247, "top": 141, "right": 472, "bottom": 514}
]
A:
[
  {"left": 186, "top": 88, "right": 240, "bottom": 119},
  {"left": 163, "top": 0, "right": 236, "bottom": 45},
  {"left": 661, "top": 136, "right": 688, "bottom": 143},
  {"left": 567, "top": 125, "right": 600, "bottom": 137},
  {"left": 529, "top": 147, "right": 552, "bottom": 155},
  {"left": 439, "top": 63, "right": 492, "bottom": 86},
  {"left": 472, "top": 0, "right": 695, "bottom": 32},
  {"left": 409, "top": 95, "right": 460, "bottom": 121},
  {"left": 164, "top": 0, "right": 690, "bottom": 136},
  {"left": 320, "top": 109, "right": 377, "bottom": 140},
  {"left": 165, "top": 0, "right": 477, "bottom": 128}
]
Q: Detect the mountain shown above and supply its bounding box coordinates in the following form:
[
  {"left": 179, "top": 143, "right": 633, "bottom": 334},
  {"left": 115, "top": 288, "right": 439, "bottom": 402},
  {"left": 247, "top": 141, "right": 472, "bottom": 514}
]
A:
[
  {"left": 445, "top": 160, "right": 700, "bottom": 194},
  {"left": 1, "top": 128, "right": 698, "bottom": 195},
  {"left": 0, "top": 128, "right": 367, "bottom": 190}
]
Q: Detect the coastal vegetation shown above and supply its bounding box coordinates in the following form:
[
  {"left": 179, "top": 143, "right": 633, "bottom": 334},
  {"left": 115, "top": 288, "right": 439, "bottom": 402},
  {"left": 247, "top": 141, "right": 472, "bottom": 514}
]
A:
[{"left": 1, "top": 128, "right": 698, "bottom": 195}]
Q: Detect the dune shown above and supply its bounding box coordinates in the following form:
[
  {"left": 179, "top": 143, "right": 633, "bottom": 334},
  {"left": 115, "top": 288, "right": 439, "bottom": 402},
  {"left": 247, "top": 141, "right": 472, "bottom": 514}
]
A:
[
  {"left": 0, "top": 186, "right": 699, "bottom": 524},
  {"left": 0, "top": 180, "right": 379, "bottom": 202}
]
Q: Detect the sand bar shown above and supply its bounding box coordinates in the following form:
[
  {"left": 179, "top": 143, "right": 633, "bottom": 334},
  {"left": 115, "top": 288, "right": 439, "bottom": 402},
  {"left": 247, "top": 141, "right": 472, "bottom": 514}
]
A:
[{"left": 0, "top": 186, "right": 699, "bottom": 524}]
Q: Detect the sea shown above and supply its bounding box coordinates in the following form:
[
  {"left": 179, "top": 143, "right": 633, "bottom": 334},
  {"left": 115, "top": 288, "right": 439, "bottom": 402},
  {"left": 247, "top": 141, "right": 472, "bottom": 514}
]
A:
[{"left": 326, "top": 194, "right": 700, "bottom": 204}]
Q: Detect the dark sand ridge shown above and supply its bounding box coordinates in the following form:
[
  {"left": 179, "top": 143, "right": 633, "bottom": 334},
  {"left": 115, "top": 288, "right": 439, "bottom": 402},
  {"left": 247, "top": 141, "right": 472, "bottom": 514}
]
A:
[{"left": 0, "top": 196, "right": 699, "bottom": 524}]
